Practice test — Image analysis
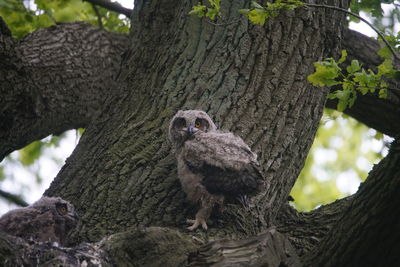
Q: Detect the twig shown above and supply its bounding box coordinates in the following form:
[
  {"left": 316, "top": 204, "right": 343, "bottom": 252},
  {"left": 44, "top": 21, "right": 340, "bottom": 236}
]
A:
[
  {"left": 0, "top": 189, "right": 28, "bottom": 207},
  {"left": 304, "top": 3, "right": 400, "bottom": 61},
  {"left": 205, "top": 18, "right": 241, "bottom": 27},
  {"left": 82, "top": 0, "right": 132, "bottom": 17},
  {"left": 356, "top": 85, "right": 400, "bottom": 92},
  {"left": 91, "top": 3, "right": 103, "bottom": 28}
]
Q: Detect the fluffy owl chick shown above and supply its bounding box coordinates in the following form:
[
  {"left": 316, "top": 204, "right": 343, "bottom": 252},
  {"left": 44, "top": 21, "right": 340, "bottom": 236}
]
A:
[
  {"left": 169, "top": 110, "right": 264, "bottom": 230},
  {"left": 0, "top": 196, "right": 78, "bottom": 246}
]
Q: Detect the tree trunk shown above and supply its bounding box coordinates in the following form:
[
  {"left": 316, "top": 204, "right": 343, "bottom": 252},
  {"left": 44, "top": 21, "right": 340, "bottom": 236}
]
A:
[
  {"left": 2, "top": 0, "right": 400, "bottom": 266},
  {"left": 45, "top": 0, "right": 344, "bottom": 241}
]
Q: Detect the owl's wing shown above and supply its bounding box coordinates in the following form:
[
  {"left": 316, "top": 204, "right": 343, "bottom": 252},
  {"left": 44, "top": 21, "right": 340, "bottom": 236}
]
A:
[
  {"left": 183, "top": 131, "right": 264, "bottom": 195},
  {"left": 0, "top": 207, "right": 41, "bottom": 236}
]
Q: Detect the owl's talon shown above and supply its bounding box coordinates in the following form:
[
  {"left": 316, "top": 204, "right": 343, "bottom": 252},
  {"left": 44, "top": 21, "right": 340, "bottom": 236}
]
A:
[{"left": 186, "top": 218, "right": 208, "bottom": 231}]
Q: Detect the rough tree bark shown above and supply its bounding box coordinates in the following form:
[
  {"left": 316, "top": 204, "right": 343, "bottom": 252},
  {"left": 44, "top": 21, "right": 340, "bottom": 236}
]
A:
[{"left": 1, "top": 0, "right": 400, "bottom": 266}]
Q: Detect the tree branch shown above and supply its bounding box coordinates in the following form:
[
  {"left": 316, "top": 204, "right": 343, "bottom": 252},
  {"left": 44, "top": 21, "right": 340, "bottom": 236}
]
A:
[
  {"left": 305, "top": 3, "right": 400, "bottom": 61},
  {"left": 0, "top": 224, "right": 301, "bottom": 266},
  {"left": 0, "top": 189, "right": 28, "bottom": 207},
  {"left": 276, "top": 196, "right": 353, "bottom": 257},
  {"left": 91, "top": 3, "right": 104, "bottom": 28},
  {"left": 0, "top": 227, "right": 197, "bottom": 266},
  {"left": 188, "top": 228, "right": 301, "bottom": 266},
  {"left": 303, "top": 138, "right": 400, "bottom": 266},
  {"left": 277, "top": 138, "right": 400, "bottom": 265},
  {"left": 0, "top": 16, "right": 12, "bottom": 36},
  {"left": 326, "top": 28, "right": 400, "bottom": 137},
  {"left": 0, "top": 232, "right": 111, "bottom": 265},
  {"left": 0, "top": 21, "right": 128, "bottom": 162},
  {"left": 83, "top": 0, "right": 133, "bottom": 17}
]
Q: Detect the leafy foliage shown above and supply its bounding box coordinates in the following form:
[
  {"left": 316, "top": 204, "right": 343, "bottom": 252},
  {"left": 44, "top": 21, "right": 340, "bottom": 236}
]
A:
[
  {"left": 239, "top": 0, "right": 303, "bottom": 25},
  {"left": 18, "top": 135, "right": 64, "bottom": 167},
  {"left": 0, "top": 133, "right": 69, "bottom": 209},
  {"left": 307, "top": 49, "right": 399, "bottom": 111},
  {"left": 189, "top": 0, "right": 221, "bottom": 20},
  {"left": 349, "top": 0, "right": 399, "bottom": 19},
  {"left": 0, "top": 0, "right": 129, "bottom": 39},
  {"left": 291, "top": 110, "right": 388, "bottom": 211}
]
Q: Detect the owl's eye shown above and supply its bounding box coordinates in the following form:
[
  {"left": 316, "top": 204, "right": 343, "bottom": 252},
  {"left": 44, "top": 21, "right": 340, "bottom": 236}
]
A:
[
  {"left": 56, "top": 203, "right": 68, "bottom": 215},
  {"left": 173, "top": 117, "right": 186, "bottom": 129},
  {"left": 195, "top": 121, "right": 201, "bottom": 128}
]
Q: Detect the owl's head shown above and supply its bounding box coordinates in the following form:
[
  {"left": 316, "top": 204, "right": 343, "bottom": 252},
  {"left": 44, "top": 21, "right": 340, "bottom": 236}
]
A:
[
  {"left": 0, "top": 196, "right": 79, "bottom": 245},
  {"left": 32, "top": 196, "right": 79, "bottom": 228},
  {"left": 169, "top": 110, "right": 217, "bottom": 146}
]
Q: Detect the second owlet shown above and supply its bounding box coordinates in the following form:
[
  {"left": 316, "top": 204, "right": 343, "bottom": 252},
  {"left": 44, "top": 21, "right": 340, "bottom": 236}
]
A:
[
  {"left": 169, "top": 110, "right": 264, "bottom": 230},
  {"left": 0, "top": 196, "right": 79, "bottom": 246}
]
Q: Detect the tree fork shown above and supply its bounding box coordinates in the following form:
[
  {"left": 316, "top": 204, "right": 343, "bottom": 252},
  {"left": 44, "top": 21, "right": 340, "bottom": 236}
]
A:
[
  {"left": 44, "top": 0, "right": 345, "bottom": 241},
  {"left": 5, "top": 0, "right": 399, "bottom": 266}
]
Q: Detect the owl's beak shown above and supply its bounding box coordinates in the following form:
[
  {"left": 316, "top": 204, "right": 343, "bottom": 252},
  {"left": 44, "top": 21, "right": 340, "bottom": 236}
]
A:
[
  {"left": 69, "top": 211, "right": 79, "bottom": 220},
  {"left": 187, "top": 125, "right": 194, "bottom": 136}
]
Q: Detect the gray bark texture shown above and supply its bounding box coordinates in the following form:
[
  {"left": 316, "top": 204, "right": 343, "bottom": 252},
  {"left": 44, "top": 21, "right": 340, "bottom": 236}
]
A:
[{"left": 1, "top": 0, "right": 399, "bottom": 266}]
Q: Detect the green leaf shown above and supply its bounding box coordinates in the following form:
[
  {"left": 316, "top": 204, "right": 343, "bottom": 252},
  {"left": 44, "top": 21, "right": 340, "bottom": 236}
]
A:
[
  {"left": 78, "top": 128, "right": 86, "bottom": 135},
  {"left": 342, "top": 80, "right": 354, "bottom": 91},
  {"left": 338, "top": 50, "right": 347, "bottom": 64},
  {"left": 0, "top": 0, "right": 130, "bottom": 38},
  {"left": 307, "top": 61, "right": 340, "bottom": 87},
  {"left": 348, "top": 90, "right": 357, "bottom": 108},
  {"left": 379, "top": 88, "right": 388, "bottom": 98},
  {"left": 206, "top": 8, "right": 219, "bottom": 20},
  {"left": 329, "top": 89, "right": 356, "bottom": 112},
  {"left": 377, "top": 59, "right": 394, "bottom": 76},
  {"left": 247, "top": 9, "right": 269, "bottom": 25},
  {"left": 377, "top": 46, "right": 392, "bottom": 59},
  {"left": 327, "top": 92, "right": 337, "bottom": 100},
  {"left": 251, "top": 1, "right": 265, "bottom": 9},
  {"left": 209, "top": 0, "right": 221, "bottom": 10},
  {"left": 337, "top": 99, "right": 347, "bottom": 112},
  {"left": 358, "top": 87, "right": 369, "bottom": 95},
  {"left": 19, "top": 141, "right": 43, "bottom": 166},
  {"left": 346, "top": 60, "right": 361, "bottom": 74},
  {"left": 374, "top": 131, "right": 384, "bottom": 140},
  {"left": 239, "top": 9, "right": 250, "bottom": 15},
  {"left": 243, "top": 0, "right": 304, "bottom": 26},
  {"left": 353, "top": 69, "right": 370, "bottom": 86},
  {"left": 189, "top": 4, "right": 207, "bottom": 18}
]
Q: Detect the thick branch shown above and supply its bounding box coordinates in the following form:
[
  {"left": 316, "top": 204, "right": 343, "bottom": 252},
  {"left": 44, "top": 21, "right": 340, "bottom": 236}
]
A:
[
  {"left": 277, "top": 139, "right": 400, "bottom": 264},
  {"left": 326, "top": 28, "right": 400, "bottom": 136},
  {"left": 302, "top": 139, "right": 400, "bottom": 266},
  {"left": 0, "top": 232, "right": 111, "bottom": 266},
  {"left": 276, "top": 196, "right": 353, "bottom": 257},
  {"left": 0, "top": 21, "right": 128, "bottom": 162},
  {"left": 188, "top": 228, "right": 301, "bottom": 266},
  {"left": 0, "top": 227, "right": 197, "bottom": 266},
  {"left": 1, "top": 225, "right": 301, "bottom": 266},
  {"left": 83, "top": 0, "right": 133, "bottom": 17}
]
